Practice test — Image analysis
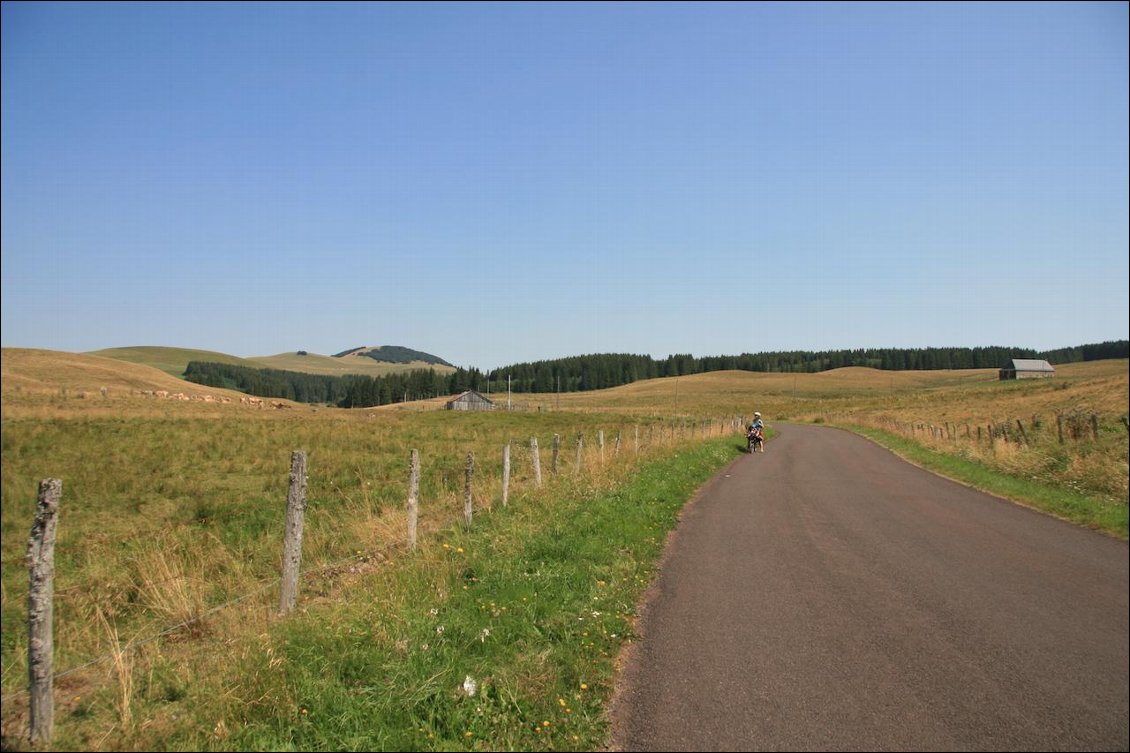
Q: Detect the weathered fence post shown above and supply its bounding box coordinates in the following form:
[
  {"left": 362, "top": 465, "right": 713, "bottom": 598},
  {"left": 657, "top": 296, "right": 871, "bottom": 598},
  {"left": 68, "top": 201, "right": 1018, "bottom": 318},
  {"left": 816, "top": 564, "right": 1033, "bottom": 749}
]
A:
[
  {"left": 501, "top": 443, "right": 510, "bottom": 508},
  {"left": 530, "top": 437, "right": 542, "bottom": 487},
  {"left": 615, "top": 430, "right": 622, "bottom": 457},
  {"left": 1056, "top": 414, "right": 1064, "bottom": 444},
  {"left": 28, "top": 478, "right": 61, "bottom": 745},
  {"left": 407, "top": 450, "right": 420, "bottom": 551},
  {"left": 634, "top": 425, "right": 640, "bottom": 454},
  {"left": 1016, "top": 419, "right": 1030, "bottom": 446},
  {"left": 463, "top": 452, "right": 474, "bottom": 529},
  {"left": 575, "top": 433, "right": 584, "bottom": 474},
  {"left": 552, "top": 433, "right": 561, "bottom": 475},
  {"left": 1091, "top": 414, "right": 1100, "bottom": 441},
  {"left": 279, "top": 451, "right": 307, "bottom": 615},
  {"left": 598, "top": 430, "right": 605, "bottom": 464}
]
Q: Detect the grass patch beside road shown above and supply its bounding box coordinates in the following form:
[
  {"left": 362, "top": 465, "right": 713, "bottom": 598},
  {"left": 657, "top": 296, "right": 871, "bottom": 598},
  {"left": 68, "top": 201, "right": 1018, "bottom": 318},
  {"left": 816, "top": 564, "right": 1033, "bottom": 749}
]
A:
[
  {"left": 847, "top": 426, "right": 1128, "bottom": 540},
  {"left": 209, "top": 440, "right": 736, "bottom": 751},
  {"left": 5, "top": 431, "right": 736, "bottom": 751}
]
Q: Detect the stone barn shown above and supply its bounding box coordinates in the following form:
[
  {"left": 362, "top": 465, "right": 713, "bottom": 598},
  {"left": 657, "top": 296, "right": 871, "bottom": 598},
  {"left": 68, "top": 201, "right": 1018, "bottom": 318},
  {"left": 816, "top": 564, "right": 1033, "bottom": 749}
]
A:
[
  {"left": 445, "top": 390, "right": 495, "bottom": 411},
  {"left": 999, "top": 359, "right": 1055, "bottom": 380}
]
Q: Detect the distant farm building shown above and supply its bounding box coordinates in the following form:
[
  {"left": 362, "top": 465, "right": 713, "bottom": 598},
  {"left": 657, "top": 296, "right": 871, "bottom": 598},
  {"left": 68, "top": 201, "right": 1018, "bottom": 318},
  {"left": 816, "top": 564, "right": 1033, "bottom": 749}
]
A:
[
  {"left": 445, "top": 390, "right": 495, "bottom": 411},
  {"left": 999, "top": 359, "right": 1055, "bottom": 380}
]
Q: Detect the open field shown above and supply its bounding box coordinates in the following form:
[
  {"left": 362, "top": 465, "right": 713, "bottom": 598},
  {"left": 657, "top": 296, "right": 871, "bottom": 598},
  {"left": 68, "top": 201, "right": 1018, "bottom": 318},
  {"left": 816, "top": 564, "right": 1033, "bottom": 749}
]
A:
[
  {"left": 88, "top": 346, "right": 455, "bottom": 380},
  {"left": 0, "top": 349, "right": 1125, "bottom": 750}
]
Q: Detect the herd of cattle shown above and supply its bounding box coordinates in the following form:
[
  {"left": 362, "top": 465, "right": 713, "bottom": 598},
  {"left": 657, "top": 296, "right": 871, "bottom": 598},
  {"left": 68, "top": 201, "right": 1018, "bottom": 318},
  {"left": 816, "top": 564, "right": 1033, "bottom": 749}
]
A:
[{"left": 136, "top": 390, "right": 292, "bottom": 409}]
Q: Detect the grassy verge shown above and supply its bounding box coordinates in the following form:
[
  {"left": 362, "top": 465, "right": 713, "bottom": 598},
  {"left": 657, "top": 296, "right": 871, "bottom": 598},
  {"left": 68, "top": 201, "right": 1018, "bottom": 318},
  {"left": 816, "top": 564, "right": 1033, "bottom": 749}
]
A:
[
  {"left": 27, "top": 438, "right": 736, "bottom": 751},
  {"left": 845, "top": 425, "right": 1128, "bottom": 539}
]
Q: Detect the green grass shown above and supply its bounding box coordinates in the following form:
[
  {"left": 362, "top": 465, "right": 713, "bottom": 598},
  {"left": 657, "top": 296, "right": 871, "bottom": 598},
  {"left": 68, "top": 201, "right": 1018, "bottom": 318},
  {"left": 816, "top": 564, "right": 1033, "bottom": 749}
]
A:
[
  {"left": 18, "top": 438, "right": 736, "bottom": 751},
  {"left": 846, "top": 425, "right": 1129, "bottom": 539},
  {"left": 227, "top": 439, "right": 734, "bottom": 752}
]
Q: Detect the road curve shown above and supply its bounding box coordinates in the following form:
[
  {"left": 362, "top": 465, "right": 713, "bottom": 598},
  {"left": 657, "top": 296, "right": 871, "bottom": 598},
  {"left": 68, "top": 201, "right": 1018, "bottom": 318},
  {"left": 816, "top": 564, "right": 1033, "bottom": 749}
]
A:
[{"left": 610, "top": 423, "right": 1128, "bottom": 751}]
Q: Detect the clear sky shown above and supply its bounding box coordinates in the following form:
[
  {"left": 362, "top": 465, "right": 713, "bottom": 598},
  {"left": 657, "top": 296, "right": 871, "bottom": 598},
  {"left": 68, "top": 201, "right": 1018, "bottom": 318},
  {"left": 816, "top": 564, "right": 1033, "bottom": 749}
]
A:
[{"left": 2, "top": 1, "right": 1127, "bottom": 370}]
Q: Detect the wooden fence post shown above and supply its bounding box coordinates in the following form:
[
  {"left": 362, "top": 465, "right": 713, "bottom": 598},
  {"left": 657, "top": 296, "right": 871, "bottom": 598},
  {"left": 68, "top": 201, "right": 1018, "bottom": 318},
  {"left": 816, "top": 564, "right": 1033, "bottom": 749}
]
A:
[
  {"left": 530, "top": 437, "right": 542, "bottom": 487},
  {"left": 28, "top": 478, "right": 61, "bottom": 745},
  {"left": 634, "top": 425, "right": 640, "bottom": 454},
  {"left": 598, "top": 430, "right": 605, "bottom": 464},
  {"left": 463, "top": 452, "right": 474, "bottom": 529},
  {"left": 1091, "top": 414, "right": 1100, "bottom": 441},
  {"left": 279, "top": 451, "right": 307, "bottom": 615},
  {"left": 1016, "top": 419, "right": 1030, "bottom": 446},
  {"left": 407, "top": 450, "right": 420, "bottom": 551},
  {"left": 501, "top": 443, "right": 510, "bottom": 508},
  {"left": 615, "top": 430, "right": 622, "bottom": 457},
  {"left": 575, "top": 433, "right": 584, "bottom": 474},
  {"left": 552, "top": 434, "right": 560, "bottom": 475},
  {"left": 1056, "top": 414, "right": 1064, "bottom": 444}
]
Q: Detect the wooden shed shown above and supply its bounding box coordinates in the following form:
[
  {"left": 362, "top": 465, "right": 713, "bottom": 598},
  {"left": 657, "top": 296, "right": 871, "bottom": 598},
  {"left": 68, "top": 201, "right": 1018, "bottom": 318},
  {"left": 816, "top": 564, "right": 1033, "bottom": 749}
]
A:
[
  {"left": 445, "top": 390, "right": 495, "bottom": 411},
  {"left": 999, "top": 359, "right": 1055, "bottom": 380}
]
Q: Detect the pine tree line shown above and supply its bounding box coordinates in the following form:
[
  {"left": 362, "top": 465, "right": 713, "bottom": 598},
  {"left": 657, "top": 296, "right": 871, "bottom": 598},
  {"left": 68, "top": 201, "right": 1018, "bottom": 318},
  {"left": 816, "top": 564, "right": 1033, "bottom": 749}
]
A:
[
  {"left": 183, "top": 361, "right": 487, "bottom": 408},
  {"left": 481, "top": 341, "right": 1129, "bottom": 394}
]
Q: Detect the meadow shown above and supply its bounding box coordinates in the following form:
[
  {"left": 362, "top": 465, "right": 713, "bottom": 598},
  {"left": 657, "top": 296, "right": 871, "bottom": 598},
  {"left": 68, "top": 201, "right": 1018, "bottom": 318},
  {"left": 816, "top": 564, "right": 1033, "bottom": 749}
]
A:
[{"left": 0, "top": 349, "right": 1125, "bottom": 750}]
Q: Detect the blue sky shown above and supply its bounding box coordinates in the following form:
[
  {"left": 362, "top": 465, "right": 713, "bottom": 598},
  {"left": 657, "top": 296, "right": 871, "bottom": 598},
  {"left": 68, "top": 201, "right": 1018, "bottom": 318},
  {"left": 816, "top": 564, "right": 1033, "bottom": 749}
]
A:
[{"left": 2, "top": 1, "right": 1127, "bottom": 370}]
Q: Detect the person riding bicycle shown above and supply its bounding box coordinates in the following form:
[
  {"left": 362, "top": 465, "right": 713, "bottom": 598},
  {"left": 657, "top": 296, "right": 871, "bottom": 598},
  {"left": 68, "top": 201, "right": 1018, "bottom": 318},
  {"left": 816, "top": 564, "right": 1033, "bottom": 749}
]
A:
[{"left": 747, "top": 412, "right": 765, "bottom": 452}]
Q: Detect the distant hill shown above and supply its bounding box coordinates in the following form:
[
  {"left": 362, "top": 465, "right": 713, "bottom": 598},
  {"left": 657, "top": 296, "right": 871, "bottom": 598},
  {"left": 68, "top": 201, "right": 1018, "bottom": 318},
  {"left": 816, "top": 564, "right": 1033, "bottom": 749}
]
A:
[
  {"left": 3, "top": 348, "right": 247, "bottom": 397},
  {"left": 91, "top": 345, "right": 455, "bottom": 378},
  {"left": 88, "top": 346, "right": 258, "bottom": 378},
  {"left": 332, "top": 345, "right": 454, "bottom": 368}
]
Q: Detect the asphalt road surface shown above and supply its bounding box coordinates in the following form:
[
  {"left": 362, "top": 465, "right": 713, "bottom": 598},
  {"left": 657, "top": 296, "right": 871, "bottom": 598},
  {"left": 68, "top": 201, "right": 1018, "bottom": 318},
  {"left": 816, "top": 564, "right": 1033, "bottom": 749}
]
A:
[{"left": 610, "top": 423, "right": 1128, "bottom": 751}]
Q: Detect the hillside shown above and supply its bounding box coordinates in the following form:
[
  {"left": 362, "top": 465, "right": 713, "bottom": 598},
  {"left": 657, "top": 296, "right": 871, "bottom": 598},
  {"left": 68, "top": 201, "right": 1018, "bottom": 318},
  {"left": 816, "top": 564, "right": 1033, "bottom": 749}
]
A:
[
  {"left": 254, "top": 350, "right": 455, "bottom": 377},
  {"left": 89, "top": 345, "right": 456, "bottom": 379},
  {"left": 2, "top": 348, "right": 247, "bottom": 398},
  {"left": 87, "top": 346, "right": 257, "bottom": 377},
  {"left": 334, "top": 345, "right": 454, "bottom": 367}
]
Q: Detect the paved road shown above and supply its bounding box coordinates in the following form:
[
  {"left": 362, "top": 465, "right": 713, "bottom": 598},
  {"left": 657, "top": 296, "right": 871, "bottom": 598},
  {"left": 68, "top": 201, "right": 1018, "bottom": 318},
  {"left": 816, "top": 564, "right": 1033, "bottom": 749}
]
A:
[{"left": 610, "top": 424, "right": 1128, "bottom": 751}]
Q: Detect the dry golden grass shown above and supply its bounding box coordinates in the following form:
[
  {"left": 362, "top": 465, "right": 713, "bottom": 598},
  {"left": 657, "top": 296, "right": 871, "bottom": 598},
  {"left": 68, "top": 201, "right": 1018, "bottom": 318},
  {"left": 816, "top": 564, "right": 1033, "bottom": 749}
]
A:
[
  {"left": 0, "top": 349, "right": 1125, "bottom": 749},
  {"left": 2, "top": 349, "right": 201, "bottom": 396}
]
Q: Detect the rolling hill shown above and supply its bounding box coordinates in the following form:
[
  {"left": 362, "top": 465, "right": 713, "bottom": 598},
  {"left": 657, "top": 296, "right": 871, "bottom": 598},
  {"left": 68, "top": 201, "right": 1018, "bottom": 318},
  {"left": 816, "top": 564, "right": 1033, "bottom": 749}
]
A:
[
  {"left": 89, "top": 345, "right": 457, "bottom": 379},
  {"left": 2, "top": 348, "right": 247, "bottom": 397}
]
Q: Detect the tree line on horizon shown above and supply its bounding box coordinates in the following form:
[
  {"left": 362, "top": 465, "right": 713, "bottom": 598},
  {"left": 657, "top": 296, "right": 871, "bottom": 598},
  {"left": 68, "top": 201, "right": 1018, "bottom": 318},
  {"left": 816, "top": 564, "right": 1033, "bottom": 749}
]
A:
[{"left": 182, "top": 340, "right": 1128, "bottom": 408}]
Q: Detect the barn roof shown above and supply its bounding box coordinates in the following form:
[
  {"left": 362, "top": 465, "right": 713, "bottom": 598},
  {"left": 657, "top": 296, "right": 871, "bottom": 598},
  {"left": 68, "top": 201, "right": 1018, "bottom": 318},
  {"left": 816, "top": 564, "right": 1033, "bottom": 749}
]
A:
[
  {"left": 1005, "top": 359, "right": 1055, "bottom": 372},
  {"left": 447, "top": 390, "right": 493, "bottom": 404}
]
